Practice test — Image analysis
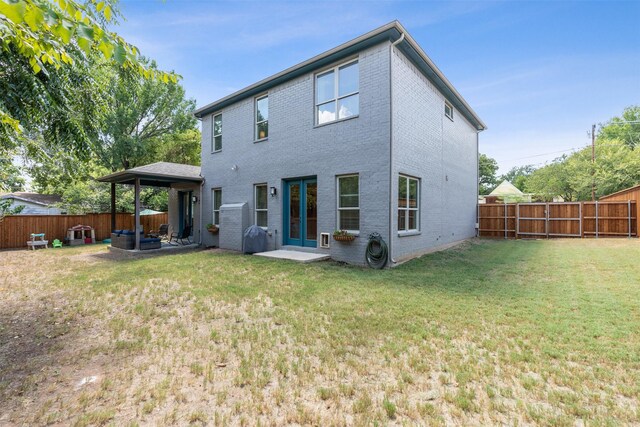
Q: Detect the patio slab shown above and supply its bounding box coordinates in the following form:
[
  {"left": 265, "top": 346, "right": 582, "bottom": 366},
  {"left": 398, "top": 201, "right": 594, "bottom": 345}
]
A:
[{"left": 253, "top": 249, "right": 330, "bottom": 263}]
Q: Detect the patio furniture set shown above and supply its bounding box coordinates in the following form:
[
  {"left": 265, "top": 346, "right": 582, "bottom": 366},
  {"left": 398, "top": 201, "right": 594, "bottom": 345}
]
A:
[{"left": 110, "top": 224, "right": 192, "bottom": 250}]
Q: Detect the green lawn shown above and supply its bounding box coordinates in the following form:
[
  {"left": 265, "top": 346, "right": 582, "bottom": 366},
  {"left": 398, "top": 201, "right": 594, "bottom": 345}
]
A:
[{"left": 1, "top": 239, "right": 639, "bottom": 425}]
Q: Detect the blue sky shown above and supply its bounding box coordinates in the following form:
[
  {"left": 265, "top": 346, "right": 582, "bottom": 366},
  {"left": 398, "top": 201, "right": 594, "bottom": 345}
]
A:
[{"left": 117, "top": 0, "right": 639, "bottom": 174}]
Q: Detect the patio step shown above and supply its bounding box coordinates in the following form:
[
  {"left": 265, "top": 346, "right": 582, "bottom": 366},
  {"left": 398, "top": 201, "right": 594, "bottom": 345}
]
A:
[{"left": 253, "top": 249, "right": 330, "bottom": 263}]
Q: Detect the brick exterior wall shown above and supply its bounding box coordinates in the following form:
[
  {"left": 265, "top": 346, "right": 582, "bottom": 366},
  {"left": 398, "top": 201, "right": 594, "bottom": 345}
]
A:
[
  {"left": 390, "top": 48, "right": 478, "bottom": 262},
  {"left": 197, "top": 41, "right": 479, "bottom": 266},
  {"left": 199, "top": 43, "right": 391, "bottom": 265}
]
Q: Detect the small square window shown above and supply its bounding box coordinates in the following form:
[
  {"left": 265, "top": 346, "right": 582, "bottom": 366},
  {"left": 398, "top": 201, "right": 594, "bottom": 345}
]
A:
[{"left": 444, "top": 101, "right": 453, "bottom": 121}]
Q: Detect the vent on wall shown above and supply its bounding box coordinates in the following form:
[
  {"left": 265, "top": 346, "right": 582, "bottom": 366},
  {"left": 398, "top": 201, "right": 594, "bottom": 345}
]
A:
[{"left": 320, "top": 233, "right": 330, "bottom": 248}]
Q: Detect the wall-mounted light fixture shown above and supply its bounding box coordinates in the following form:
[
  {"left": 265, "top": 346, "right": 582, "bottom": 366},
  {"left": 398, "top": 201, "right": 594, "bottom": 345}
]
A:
[
  {"left": 270, "top": 186, "right": 277, "bottom": 197},
  {"left": 192, "top": 195, "right": 198, "bottom": 203}
]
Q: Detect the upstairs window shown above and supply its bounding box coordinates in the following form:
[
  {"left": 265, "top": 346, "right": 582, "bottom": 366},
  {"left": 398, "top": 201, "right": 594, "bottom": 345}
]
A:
[
  {"left": 398, "top": 175, "right": 419, "bottom": 232},
  {"left": 256, "top": 95, "right": 269, "bottom": 140},
  {"left": 212, "top": 113, "right": 222, "bottom": 152},
  {"left": 316, "top": 60, "right": 359, "bottom": 125},
  {"left": 254, "top": 184, "right": 268, "bottom": 228},
  {"left": 337, "top": 175, "right": 359, "bottom": 231},
  {"left": 444, "top": 101, "right": 454, "bottom": 121},
  {"left": 212, "top": 188, "right": 222, "bottom": 226}
]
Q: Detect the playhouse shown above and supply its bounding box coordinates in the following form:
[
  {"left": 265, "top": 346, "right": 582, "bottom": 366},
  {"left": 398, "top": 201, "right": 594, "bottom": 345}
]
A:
[{"left": 67, "top": 224, "right": 95, "bottom": 245}]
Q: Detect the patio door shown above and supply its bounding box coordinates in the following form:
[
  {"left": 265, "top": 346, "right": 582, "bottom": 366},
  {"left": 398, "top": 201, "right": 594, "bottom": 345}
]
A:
[
  {"left": 178, "top": 191, "right": 193, "bottom": 235},
  {"left": 283, "top": 178, "right": 317, "bottom": 247}
]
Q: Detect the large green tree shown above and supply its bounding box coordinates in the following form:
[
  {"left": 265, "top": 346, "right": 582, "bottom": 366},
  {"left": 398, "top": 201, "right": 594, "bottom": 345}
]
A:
[
  {"left": 0, "top": 0, "right": 177, "bottom": 153},
  {"left": 598, "top": 105, "right": 640, "bottom": 150},
  {"left": 96, "top": 61, "right": 197, "bottom": 171},
  {"left": 479, "top": 153, "right": 499, "bottom": 195},
  {"left": 499, "top": 164, "right": 535, "bottom": 192}
]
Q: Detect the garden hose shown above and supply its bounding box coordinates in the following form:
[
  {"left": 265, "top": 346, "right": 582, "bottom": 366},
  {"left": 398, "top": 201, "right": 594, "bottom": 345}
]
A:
[{"left": 366, "top": 232, "right": 388, "bottom": 269}]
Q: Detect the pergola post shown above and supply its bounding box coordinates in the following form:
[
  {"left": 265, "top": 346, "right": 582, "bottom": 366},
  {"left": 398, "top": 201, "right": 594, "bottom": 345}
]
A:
[
  {"left": 110, "top": 182, "right": 116, "bottom": 232},
  {"left": 134, "top": 177, "right": 141, "bottom": 251}
]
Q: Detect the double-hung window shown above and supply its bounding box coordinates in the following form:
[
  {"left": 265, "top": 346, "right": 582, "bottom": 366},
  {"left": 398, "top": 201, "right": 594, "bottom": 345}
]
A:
[
  {"left": 255, "top": 95, "right": 268, "bottom": 140},
  {"left": 337, "top": 175, "right": 359, "bottom": 231},
  {"left": 212, "top": 113, "right": 222, "bottom": 152},
  {"left": 398, "top": 175, "right": 419, "bottom": 232},
  {"left": 316, "top": 60, "right": 359, "bottom": 125},
  {"left": 212, "top": 188, "right": 222, "bottom": 226},
  {"left": 254, "top": 184, "right": 268, "bottom": 228}
]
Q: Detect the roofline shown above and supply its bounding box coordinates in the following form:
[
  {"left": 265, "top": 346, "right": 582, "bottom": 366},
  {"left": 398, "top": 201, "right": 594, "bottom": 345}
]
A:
[
  {"left": 599, "top": 183, "right": 640, "bottom": 200},
  {"left": 0, "top": 195, "right": 54, "bottom": 206},
  {"left": 96, "top": 170, "right": 203, "bottom": 184},
  {"left": 193, "top": 20, "right": 486, "bottom": 131}
]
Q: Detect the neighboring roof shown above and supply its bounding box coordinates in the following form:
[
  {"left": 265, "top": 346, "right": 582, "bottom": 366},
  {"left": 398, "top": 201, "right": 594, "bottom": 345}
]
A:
[
  {"left": 193, "top": 20, "right": 486, "bottom": 131},
  {"left": 489, "top": 180, "right": 524, "bottom": 197},
  {"left": 0, "top": 192, "right": 62, "bottom": 206},
  {"left": 600, "top": 183, "right": 640, "bottom": 200},
  {"left": 96, "top": 162, "right": 202, "bottom": 187},
  {"left": 139, "top": 209, "right": 163, "bottom": 215}
]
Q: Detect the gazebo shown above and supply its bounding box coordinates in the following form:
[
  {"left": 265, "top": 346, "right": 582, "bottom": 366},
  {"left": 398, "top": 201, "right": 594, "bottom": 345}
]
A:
[{"left": 97, "top": 162, "right": 203, "bottom": 251}]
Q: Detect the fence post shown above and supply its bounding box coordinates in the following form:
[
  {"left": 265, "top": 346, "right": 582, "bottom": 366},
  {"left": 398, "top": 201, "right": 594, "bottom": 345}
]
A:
[
  {"left": 579, "top": 202, "right": 583, "bottom": 238},
  {"left": 545, "top": 203, "right": 549, "bottom": 239},
  {"left": 629, "top": 200, "right": 632, "bottom": 238},
  {"left": 516, "top": 203, "right": 520, "bottom": 239},
  {"left": 504, "top": 202, "right": 507, "bottom": 240},
  {"left": 595, "top": 201, "right": 599, "bottom": 239}
]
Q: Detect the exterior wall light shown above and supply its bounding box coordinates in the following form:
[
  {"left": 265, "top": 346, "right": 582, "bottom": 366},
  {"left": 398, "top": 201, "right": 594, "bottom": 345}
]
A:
[{"left": 270, "top": 186, "right": 277, "bottom": 197}]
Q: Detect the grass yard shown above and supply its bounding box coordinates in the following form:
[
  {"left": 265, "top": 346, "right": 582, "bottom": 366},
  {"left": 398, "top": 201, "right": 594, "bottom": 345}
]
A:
[{"left": 0, "top": 239, "right": 639, "bottom": 425}]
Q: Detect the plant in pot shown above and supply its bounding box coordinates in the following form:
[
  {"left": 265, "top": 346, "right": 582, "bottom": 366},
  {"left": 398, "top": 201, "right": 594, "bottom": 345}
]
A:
[
  {"left": 333, "top": 230, "right": 356, "bottom": 242},
  {"left": 206, "top": 223, "right": 219, "bottom": 234}
]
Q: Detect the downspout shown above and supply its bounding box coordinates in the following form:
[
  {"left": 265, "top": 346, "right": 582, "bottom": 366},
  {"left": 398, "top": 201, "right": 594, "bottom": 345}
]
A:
[
  {"left": 199, "top": 178, "right": 205, "bottom": 246},
  {"left": 388, "top": 32, "right": 405, "bottom": 265},
  {"left": 476, "top": 130, "right": 480, "bottom": 237}
]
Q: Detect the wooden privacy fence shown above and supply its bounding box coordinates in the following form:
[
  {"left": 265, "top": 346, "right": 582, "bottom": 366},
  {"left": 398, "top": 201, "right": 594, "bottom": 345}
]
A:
[
  {"left": 479, "top": 201, "right": 637, "bottom": 239},
  {"left": 0, "top": 212, "right": 168, "bottom": 250}
]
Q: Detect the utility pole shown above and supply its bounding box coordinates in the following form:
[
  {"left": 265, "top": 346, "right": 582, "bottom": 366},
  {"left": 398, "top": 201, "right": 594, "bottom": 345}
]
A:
[{"left": 591, "top": 124, "right": 596, "bottom": 201}]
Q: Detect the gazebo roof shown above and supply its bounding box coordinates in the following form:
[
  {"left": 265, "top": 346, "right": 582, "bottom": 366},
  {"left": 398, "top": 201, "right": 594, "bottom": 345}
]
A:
[{"left": 97, "top": 162, "right": 202, "bottom": 187}]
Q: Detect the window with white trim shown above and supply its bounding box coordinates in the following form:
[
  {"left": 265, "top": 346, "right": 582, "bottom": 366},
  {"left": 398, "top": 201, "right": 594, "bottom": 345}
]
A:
[
  {"left": 255, "top": 95, "right": 268, "bottom": 140},
  {"left": 337, "top": 174, "right": 359, "bottom": 231},
  {"left": 398, "top": 175, "right": 419, "bottom": 232},
  {"left": 212, "top": 113, "right": 222, "bottom": 152},
  {"left": 212, "top": 188, "right": 221, "bottom": 226},
  {"left": 316, "top": 60, "right": 359, "bottom": 125},
  {"left": 254, "top": 184, "right": 268, "bottom": 228},
  {"left": 444, "top": 101, "right": 453, "bottom": 121}
]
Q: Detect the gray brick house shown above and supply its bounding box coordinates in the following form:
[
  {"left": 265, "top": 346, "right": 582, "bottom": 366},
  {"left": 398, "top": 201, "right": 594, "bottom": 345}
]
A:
[{"left": 193, "top": 21, "right": 485, "bottom": 266}]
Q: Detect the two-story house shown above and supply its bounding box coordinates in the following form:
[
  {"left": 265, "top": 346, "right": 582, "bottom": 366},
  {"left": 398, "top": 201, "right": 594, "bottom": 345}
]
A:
[{"left": 194, "top": 21, "right": 486, "bottom": 266}]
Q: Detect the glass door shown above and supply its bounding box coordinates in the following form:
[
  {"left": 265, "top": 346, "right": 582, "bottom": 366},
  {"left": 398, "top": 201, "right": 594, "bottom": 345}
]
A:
[{"left": 284, "top": 178, "right": 317, "bottom": 247}]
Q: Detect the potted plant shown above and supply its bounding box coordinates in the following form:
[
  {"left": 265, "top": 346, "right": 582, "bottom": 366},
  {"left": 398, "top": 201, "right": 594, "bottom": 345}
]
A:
[
  {"left": 206, "top": 223, "right": 219, "bottom": 234},
  {"left": 333, "top": 230, "right": 356, "bottom": 242}
]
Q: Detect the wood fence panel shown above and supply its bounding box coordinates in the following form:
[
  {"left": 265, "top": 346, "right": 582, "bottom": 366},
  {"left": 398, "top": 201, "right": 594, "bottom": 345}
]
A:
[
  {"left": 478, "top": 201, "right": 636, "bottom": 239},
  {"left": 0, "top": 213, "right": 168, "bottom": 249}
]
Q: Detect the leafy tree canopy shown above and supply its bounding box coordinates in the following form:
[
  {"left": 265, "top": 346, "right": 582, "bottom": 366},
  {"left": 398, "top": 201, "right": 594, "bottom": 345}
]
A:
[
  {"left": 479, "top": 153, "right": 499, "bottom": 195},
  {"left": 598, "top": 105, "right": 640, "bottom": 150},
  {"left": 499, "top": 165, "right": 535, "bottom": 192},
  {"left": 0, "top": 0, "right": 178, "bottom": 151}
]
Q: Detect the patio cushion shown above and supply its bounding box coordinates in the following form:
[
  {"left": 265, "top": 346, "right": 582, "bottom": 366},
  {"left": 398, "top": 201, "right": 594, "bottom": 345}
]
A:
[{"left": 140, "top": 238, "right": 161, "bottom": 243}]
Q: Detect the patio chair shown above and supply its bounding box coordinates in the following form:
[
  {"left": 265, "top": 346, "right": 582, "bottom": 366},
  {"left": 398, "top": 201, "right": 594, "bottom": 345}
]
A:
[
  {"left": 149, "top": 224, "right": 169, "bottom": 241},
  {"left": 169, "top": 225, "right": 192, "bottom": 245}
]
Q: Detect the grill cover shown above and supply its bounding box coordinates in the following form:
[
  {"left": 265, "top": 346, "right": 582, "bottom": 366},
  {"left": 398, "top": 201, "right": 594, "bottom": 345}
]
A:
[{"left": 243, "top": 225, "right": 268, "bottom": 254}]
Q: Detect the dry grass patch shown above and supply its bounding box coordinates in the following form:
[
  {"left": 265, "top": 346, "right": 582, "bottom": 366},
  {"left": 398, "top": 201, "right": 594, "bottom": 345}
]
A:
[{"left": 0, "top": 239, "right": 639, "bottom": 425}]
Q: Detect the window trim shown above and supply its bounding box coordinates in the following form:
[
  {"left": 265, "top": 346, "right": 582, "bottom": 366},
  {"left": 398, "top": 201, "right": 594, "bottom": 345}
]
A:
[
  {"left": 444, "top": 101, "right": 454, "bottom": 121},
  {"left": 336, "top": 174, "right": 360, "bottom": 234},
  {"left": 212, "top": 188, "right": 221, "bottom": 227},
  {"left": 254, "top": 183, "right": 268, "bottom": 229},
  {"left": 315, "top": 59, "right": 359, "bottom": 126},
  {"left": 398, "top": 174, "right": 420, "bottom": 233},
  {"left": 255, "top": 94, "right": 269, "bottom": 142},
  {"left": 211, "top": 112, "right": 222, "bottom": 153}
]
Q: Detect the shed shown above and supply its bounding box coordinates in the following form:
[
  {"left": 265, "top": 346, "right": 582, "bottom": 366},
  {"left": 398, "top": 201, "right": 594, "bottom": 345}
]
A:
[{"left": 600, "top": 184, "right": 640, "bottom": 232}]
